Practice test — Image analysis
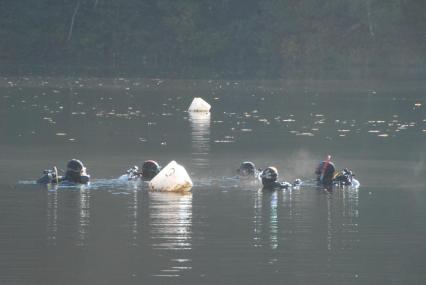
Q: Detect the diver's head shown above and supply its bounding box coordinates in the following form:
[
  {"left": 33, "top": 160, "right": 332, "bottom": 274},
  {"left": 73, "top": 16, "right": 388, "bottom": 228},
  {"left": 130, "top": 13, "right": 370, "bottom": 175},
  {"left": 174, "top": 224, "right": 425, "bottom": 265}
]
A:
[
  {"left": 64, "top": 159, "right": 88, "bottom": 183},
  {"left": 67, "top": 159, "right": 85, "bottom": 174},
  {"left": 315, "top": 160, "right": 335, "bottom": 185},
  {"left": 260, "top": 166, "right": 278, "bottom": 186},
  {"left": 238, "top": 161, "right": 256, "bottom": 177},
  {"left": 142, "top": 160, "right": 161, "bottom": 180}
]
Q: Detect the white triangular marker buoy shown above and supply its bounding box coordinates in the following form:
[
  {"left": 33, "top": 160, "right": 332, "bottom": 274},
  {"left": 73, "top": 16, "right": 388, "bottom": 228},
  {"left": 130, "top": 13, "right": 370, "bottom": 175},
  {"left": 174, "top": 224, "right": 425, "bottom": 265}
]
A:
[
  {"left": 188, "top": 97, "right": 211, "bottom": 112},
  {"left": 148, "top": 160, "right": 193, "bottom": 192}
]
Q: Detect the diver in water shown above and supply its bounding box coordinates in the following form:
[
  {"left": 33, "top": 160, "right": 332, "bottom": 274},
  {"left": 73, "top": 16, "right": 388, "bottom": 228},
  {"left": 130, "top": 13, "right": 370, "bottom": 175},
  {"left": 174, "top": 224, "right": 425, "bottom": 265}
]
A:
[
  {"left": 315, "top": 155, "right": 335, "bottom": 186},
  {"left": 121, "top": 160, "right": 161, "bottom": 181},
  {"left": 260, "top": 166, "right": 300, "bottom": 190},
  {"left": 333, "top": 168, "right": 356, "bottom": 186},
  {"left": 63, "top": 159, "right": 90, "bottom": 184},
  {"left": 237, "top": 161, "right": 259, "bottom": 179},
  {"left": 315, "top": 155, "right": 358, "bottom": 187},
  {"left": 141, "top": 160, "right": 161, "bottom": 180},
  {"left": 37, "top": 159, "right": 90, "bottom": 185}
]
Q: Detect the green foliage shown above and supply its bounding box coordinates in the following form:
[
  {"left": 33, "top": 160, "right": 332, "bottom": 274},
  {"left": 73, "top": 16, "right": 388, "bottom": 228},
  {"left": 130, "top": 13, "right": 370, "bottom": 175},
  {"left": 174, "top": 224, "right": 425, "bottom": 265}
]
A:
[{"left": 0, "top": 0, "right": 424, "bottom": 78}]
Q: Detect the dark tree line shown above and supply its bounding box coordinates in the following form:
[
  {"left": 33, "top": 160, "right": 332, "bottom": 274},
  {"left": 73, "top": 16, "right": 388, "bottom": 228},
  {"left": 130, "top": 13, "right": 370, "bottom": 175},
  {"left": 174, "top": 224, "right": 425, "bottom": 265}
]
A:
[{"left": 1, "top": 0, "right": 425, "bottom": 78}]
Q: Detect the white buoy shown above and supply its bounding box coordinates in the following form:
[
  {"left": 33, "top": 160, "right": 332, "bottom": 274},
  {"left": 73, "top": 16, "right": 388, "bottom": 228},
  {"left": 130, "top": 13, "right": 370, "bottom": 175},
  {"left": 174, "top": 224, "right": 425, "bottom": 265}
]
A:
[
  {"left": 148, "top": 160, "right": 193, "bottom": 192},
  {"left": 188, "top": 97, "right": 211, "bottom": 112}
]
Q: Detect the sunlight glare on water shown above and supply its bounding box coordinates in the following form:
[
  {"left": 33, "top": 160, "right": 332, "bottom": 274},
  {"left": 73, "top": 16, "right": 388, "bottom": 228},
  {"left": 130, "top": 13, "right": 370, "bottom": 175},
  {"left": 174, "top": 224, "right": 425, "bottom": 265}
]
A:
[{"left": 1, "top": 78, "right": 426, "bottom": 284}]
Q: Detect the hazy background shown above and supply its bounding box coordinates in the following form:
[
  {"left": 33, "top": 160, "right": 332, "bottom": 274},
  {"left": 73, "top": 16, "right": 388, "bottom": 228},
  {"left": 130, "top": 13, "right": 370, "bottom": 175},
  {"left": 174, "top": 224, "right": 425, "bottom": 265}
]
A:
[{"left": 1, "top": 0, "right": 425, "bottom": 79}]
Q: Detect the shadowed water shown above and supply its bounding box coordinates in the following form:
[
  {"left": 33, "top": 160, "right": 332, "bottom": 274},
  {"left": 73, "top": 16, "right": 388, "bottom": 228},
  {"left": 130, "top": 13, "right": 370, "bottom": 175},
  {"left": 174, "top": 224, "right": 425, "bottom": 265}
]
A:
[{"left": 1, "top": 77, "right": 426, "bottom": 284}]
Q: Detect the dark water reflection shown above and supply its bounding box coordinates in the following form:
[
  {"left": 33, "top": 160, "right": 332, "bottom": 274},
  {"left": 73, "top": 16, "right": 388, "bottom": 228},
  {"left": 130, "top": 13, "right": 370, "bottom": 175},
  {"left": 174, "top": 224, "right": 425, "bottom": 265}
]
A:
[{"left": 1, "top": 77, "right": 426, "bottom": 284}]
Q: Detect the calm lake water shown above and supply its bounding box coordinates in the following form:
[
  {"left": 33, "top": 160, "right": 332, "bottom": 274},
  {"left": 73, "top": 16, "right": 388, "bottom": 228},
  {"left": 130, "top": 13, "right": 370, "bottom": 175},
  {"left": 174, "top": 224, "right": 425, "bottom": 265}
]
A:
[{"left": 0, "top": 77, "right": 425, "bottom": 284}]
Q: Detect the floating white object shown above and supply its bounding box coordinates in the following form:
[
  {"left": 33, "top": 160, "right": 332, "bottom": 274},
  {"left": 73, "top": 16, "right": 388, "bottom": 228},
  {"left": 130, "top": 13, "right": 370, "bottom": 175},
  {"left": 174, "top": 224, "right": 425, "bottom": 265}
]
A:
[
  {"left": 351, "top": 178, "right": 361, "bottom": 188},
  {"left": 149, "top": 160, "right": 193, "bottom": 192},
  {"left": 188, "top": 97, "right": 211, "bottom": 112}
]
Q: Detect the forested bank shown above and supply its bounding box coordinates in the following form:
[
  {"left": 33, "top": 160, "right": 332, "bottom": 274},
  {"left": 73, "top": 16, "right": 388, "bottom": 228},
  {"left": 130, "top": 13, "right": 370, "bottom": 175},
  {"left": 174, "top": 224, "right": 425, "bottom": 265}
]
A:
[{"left": 1, "top": 0, "right": 425, "bottom": 79}]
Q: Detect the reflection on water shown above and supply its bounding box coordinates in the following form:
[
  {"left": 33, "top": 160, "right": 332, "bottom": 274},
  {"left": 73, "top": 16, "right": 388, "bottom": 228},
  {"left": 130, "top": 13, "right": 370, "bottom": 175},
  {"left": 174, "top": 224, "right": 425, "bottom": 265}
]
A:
[
  {"left": 326, "top": 194, "right": 333, "bottom": 251},
  {"left": 45, "top": 186, "right": 92, "bottom": 247},
  {"left": 252, "top": 187, "right": 360, "bottom": 255},
  {"left": 129, "top": 190, "right": 138, "bottom": 245},
  {"left": 189, "top": 112, "right": 211, "bottom": 169},
  {"left": 269, "top": 191, "right": 278, "bottom": 249},
  {"left": 78, "top": 187, "right": 91, "bottom": 246},
  {"left": 341, "top": 188, "right": 360, "bottom": 249},
  {"left": 253, "top": 190, "right": 262, "bottom": 248},
  {"left": 149, "top": 192, "right": 193, "bottom": 277},
  {"left": 252, "top": 190, "right": 282, "bottom": 250},
  {"left": 46, "top": 189, "right": 58, "bottom": 245},
  {"left": 149, "top": 192, "right": 192, "bottom": 249},
  {"left": 343, "top": 188, "right": 359, "bottom": 219},
  {"left": 324, "top": 188, "right": 360, "bottom": 253},
  {"left": 3, "top": 78, "right": 426, "bottom": 284}
]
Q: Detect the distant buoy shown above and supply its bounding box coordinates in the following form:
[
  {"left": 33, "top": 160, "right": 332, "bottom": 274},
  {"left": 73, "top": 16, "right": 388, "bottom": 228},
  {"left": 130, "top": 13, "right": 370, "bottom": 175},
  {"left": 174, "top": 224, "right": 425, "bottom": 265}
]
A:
[
  {"left": 148, "top": 160, "right": 193, "bottom": 192},
  {"left": 188, "top": 97, "right": 211, "bottom": 112}
]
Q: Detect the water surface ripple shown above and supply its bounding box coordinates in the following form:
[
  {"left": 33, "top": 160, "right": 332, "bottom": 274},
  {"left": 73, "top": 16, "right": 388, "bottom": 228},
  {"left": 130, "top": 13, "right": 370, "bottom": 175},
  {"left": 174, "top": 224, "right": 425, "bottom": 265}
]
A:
[{"left": 1, "top": 78, "right": 426, "bottom": 284}]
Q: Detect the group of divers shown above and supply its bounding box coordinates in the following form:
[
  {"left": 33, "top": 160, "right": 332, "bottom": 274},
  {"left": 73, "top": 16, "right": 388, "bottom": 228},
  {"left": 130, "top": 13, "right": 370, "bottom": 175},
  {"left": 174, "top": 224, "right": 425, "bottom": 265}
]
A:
[{"left": 36, "top": 155, "right": 359, "bottom": 191}]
